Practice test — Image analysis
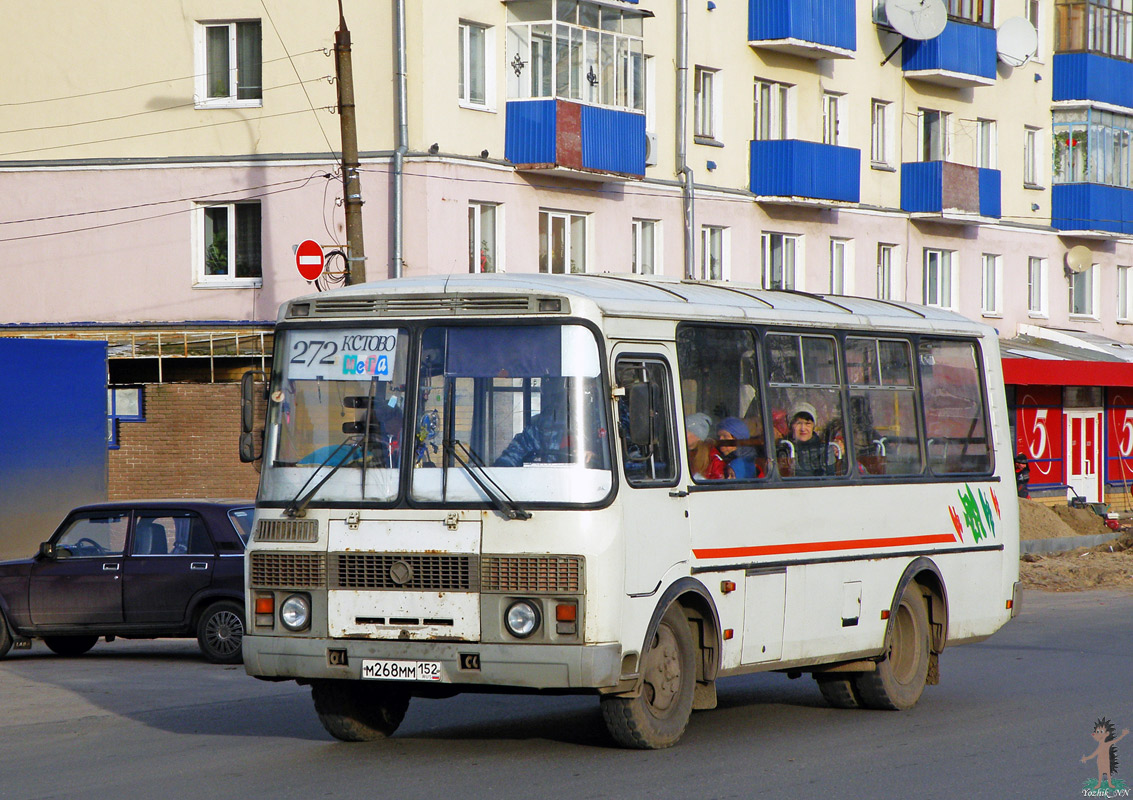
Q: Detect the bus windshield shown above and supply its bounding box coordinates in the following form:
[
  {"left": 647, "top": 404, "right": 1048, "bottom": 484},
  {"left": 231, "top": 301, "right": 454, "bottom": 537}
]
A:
[{"left": 411, "top": 323, "right": 612, "bottom": 505}]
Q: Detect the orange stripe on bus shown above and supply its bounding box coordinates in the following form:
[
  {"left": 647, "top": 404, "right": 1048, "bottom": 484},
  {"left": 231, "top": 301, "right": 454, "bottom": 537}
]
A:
[{"left": 692, "top": 533, "right": 958, "bottom": 560}]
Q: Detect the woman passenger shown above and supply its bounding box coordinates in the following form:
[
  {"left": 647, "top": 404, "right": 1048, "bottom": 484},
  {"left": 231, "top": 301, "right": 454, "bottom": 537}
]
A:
[{"left": 686, "top": 412, "right": 725, "bottom": 480}]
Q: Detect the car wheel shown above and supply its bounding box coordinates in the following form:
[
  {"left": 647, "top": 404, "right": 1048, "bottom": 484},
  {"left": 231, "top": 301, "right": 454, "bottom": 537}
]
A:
[
  {"left": 43, "top": 635, "right": 99, "bottom": 657},
  {"left": 196, "top": 601, "right": 245, "bottom": 664},
  {"left": 311, "top": 680, "right": 410, "bottom": 742},
  {"left": 0, "top": 611, "right": 12, "bottom": 659}
]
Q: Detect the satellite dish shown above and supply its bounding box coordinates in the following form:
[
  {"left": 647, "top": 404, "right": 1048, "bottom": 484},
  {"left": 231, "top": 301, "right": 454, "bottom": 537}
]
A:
[
  {"left": 996, "top": 17, "right": 1038, "bottom": 67},
  {"left": 1066, "top": 245, "right": 1093, "bottom": 274},
  {"left": 885, "top": 0, "right": 948, "bottom": 41}
]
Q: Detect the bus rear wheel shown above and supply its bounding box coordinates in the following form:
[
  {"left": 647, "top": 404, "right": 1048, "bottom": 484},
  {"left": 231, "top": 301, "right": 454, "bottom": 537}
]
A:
[
  {"left": 854, "top": 583, "right": 931, "bottom": 710},
  {"left": 311, "top": 680, "right": 410, "bottom": 742},
  {"left": 601, "top": 605, "right": 695, "bottom": 749}
]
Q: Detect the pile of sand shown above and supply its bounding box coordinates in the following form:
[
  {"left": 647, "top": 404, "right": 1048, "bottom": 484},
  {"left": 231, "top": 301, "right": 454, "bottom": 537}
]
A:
[
  {"left": 1018, "top": 499, "right": 1077, "bottom": 540},
  {"left": 1050, "top": 503, "right": 1114, "bottom": 536}
]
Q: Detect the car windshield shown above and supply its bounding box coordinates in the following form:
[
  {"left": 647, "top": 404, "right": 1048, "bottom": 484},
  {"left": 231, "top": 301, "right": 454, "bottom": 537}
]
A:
[
  {"left": 410, "top": 324, "right": 612, "bottom": 505},
  {"left": 259, "top": 328, "right": 410, "bottom": 504}
]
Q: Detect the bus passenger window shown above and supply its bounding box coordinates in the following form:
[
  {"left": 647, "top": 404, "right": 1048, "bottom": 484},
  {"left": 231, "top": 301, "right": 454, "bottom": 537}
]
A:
[
  {"left": 918, "top": 339, "right": 992, "bottom": 475},
  {"left": 615, "top": 358, "right": 678, "bottom": 485},
  {"left": 766, "top": 333, "right": 846, "bottom": 479},
  {"left": 676, "top": 326, "right": 768, "bottom": 482},
  {"left": 844, "top": 337, "right": 923, "bottom": 476}
]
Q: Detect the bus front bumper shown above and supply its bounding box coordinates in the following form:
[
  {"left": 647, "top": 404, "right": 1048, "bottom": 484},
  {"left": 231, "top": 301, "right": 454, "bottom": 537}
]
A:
[{"left": 242, "top": 634, "right": 624, "bottom": 690}]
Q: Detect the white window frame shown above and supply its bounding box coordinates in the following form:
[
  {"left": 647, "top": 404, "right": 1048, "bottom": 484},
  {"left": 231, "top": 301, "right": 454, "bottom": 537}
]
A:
[
  {"left": 193, "top": 202, "right": 263, "bottom": 288},
  {"left": 1069, "top": 264, "right": 1099, "bottom": 318},
  {"left": 632, "top": 218, "right": 661, "bottom": 275},
  {"left": 754, "top": 79, "right": 792, "bottom": 141},
  {"left": 871, "top": 99, "right": 893, "bottom": 167},
  {"left": 1119, "top": 266, "right": 1133, "bottom": 321},
  {"left": 459, "top": 21, "right": 496, "bottom": 111},
  {"left": 829, "top": 238, "right": 852, "bottom": 295},
  {"left": 469, "top": 201, "right": 502, "bottom": 273},
  {"left": 822, "top": 92, "right": 843, "bottom": 146},
  {"left": 1026, "top": 0, "right": 1044, "bottom": 61},
  {"left": 1024, "top": 126, "right": 1042, "bottom": 187},
  {"left": 694, "top": 67, "right": 721, "bottom": 141},
  {"left": 923, "top": 248, "right": 954, "bottom": 309},
  {"left": 761, "top": 232, "right": 801, "bottom": 291},
  {"left": 539, "top": 209, "right": 588, "bottom": 274},
  {"left": 919, "top": 109, "right": 949, "bottom": 162},
  {"left": 194, "top": 20, "right": 262, "bottom": 109},
  {"left": 981, "top": 253, "right": 1003, "bottom": 316},
  {"left": 877, "top": 243, "right": 896, "bottom": 299},
  {"left": 1028, "top": 256, "right": 1048, "bottom": 317},
  {"left": 976, "top": 119, "right": 997, "bottom": 169},
  {"left": 700, "top": 225, "right": 729, "bottom": 280}
]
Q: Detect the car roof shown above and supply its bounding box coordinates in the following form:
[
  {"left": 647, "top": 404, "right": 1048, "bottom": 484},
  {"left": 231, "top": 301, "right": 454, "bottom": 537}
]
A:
[{"left": 67, "top": 499, "right": 254, "bottom": 514}]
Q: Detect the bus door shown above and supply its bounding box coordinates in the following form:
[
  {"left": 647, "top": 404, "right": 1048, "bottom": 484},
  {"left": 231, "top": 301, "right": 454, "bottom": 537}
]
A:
[{"left": 612, "top": 349, "right": 690, "bottom": 596}]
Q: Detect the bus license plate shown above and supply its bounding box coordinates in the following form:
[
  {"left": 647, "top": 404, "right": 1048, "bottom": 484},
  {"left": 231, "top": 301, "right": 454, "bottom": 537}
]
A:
[{"left": 361, "top": 659, "right": 442, "bottom": 682}]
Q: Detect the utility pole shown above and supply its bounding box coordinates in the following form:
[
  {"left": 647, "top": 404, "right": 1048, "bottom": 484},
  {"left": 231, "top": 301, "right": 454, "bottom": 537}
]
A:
[{"left": 335, "top": 1, "right": 366, "bottom": 285}]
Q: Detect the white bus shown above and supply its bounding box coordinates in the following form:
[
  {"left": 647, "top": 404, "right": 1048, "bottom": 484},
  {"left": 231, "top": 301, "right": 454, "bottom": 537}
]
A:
[{"left": 241, "top": 274, "right": 1019, "bottom": 749}]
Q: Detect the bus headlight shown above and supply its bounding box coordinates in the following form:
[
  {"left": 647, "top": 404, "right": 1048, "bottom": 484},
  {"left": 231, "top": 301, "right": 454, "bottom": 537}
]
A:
[
  {"left": 504, "top": 600, "right": 541, "bottom": 639},
  {"left": 280, "top": 594, "right": 311, "bottom": 631}
]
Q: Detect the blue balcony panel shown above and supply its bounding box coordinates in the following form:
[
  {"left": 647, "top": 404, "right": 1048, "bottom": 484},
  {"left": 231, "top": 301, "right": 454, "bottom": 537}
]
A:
[
  {"left": 748, "top": 0, "right": 856, "bottom": 59},
  {"left": 1052, "top": 183, "right": 1133, "bottom": 235},
  {"left": 901, "top": 161, "right": 1000, "bottom": 219},
  {"left": 750, "top": 139, "right": 860, "bottom": 203},
  {"left": 903, "top": 21, "right": 997, "bottom": 88},
  {"left": 1053, "top": 53, "right": 1133, "bottom": 111},
  {"left": 505, "top": 99, "right": 645, "bottom": 179}
]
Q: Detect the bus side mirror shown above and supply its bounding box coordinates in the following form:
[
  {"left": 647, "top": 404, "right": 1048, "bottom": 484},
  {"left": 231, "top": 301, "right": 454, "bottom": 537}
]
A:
[
  {"left": 239, "top": 370, "right": 267, "bottom": 463},
  {"left": 239, "top": 432, "right": 257, "bottom": 463},
  {"left": 627, "top": 383, "right": 655, "bottom": 447}
]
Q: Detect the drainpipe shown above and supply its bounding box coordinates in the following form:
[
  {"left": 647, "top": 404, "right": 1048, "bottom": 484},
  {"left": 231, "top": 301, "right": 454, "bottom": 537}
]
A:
[
  {"left": 677, "top": 0, "right": 695, "bottom": 280},
  {"left": 392, "top": 0, "right": 408, "bottom": 279}
]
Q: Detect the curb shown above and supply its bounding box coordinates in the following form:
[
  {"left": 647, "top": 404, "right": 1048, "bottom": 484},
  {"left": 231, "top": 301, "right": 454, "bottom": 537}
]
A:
[{"left": 1021, "top": 533, "right": 1121, "bottom": 555}]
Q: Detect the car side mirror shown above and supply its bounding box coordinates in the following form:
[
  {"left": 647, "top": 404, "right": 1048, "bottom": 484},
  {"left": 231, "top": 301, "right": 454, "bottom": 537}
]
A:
[{"left": 39, "top": 542, "right": 56, "bottom": 560}]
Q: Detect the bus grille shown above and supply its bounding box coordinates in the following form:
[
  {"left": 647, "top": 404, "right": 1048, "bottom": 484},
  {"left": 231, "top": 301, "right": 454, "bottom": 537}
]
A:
[
  {"left": 481, "top": 555, "right": 583, "bottom": 593},
  {"left": 254, "top": 518, "right": 318, "bottom": 543},
  {"left": 250, "top": 552, "right": 327, "bottom": 588},
  {"left": 332, "top": 553, "right": 479, "bottom": 592}
]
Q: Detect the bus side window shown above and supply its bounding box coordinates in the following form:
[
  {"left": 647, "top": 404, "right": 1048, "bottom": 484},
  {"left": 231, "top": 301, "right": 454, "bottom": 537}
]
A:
[
  {"left": 615, "top": 358, "right": 678, "bottom": 485},
  {"left": 766, "top": 333, "right": 847, "bottom": 479},
  {"left": 844, "top": 337, "right": 923, "bottom": 476},
  {"left": 919, "top": 339, "right": 993, "bottom": 475}
]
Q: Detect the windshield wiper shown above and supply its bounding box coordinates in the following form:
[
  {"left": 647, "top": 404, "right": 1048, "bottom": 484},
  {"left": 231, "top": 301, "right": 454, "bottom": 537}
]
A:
[
  {"left": 283, "top": 436, "right": 362, "bottom": 518},
  {"left": 446, "top": 438, "right": 532, "bottom": 521}
]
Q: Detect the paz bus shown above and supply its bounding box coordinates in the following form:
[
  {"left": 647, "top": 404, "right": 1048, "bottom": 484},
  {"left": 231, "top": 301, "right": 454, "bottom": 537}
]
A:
[{"left": 240, "top": 273, "right": 1019, "bottom": 749}]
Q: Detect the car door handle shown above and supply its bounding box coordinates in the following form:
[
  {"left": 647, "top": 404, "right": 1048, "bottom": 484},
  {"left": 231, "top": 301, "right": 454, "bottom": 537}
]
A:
[
  {"left": 190, "top": 562, "right": 210, "bottom": 571},
  {"left": 102, "top": 562, "right": 120, "bottom": 571}
]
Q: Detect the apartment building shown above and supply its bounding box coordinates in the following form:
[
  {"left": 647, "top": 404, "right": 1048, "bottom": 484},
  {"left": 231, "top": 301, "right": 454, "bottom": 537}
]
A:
[{"left": 3, "top": 0, "right": 1133, "bottom": 505}]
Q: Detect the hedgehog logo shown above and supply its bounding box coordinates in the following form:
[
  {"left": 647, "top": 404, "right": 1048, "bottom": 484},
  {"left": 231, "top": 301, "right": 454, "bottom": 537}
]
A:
[{"left": 1082, "top": 717, "right": 1130, "bottom": 794}]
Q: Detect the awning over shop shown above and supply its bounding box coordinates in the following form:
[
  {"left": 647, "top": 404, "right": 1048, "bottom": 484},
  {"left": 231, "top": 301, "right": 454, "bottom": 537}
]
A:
[{"left": 1002, "top": 324, "right": 1133, "bottom": 387}]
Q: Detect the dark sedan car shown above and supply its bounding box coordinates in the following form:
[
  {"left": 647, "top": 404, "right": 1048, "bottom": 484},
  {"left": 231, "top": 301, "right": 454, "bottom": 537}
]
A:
[{"left": 0, "top": 500, "right": 253, "bottom": 663}]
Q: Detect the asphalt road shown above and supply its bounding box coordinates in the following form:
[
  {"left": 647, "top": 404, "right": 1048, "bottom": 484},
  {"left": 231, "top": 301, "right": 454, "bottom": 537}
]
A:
[{"left": 1, "top": 590, "right": 1129, "bottom": 800}]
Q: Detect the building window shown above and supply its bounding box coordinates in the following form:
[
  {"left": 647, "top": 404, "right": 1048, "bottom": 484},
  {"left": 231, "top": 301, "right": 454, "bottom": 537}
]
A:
[
  {"left": 877, "top": 244, "right": 895, "bottom": 299},
  {"left": 505, "top": 1, "right": 645, "bottom": 110},
  {"left": 700, "top": 225, "right": 727, "bottom": 280},
  {"left": 1069, "top": 263, "right": 1097, "bottom": 316},
  {"left": 459, "top": 22, "right": 493, "bottom": 108},
  {"left": 1120, "top": 266, "right": 1133, "bottom": 320},
  {"left": 1053, "top": 108, "right": 1133, "bottom": 187},
  {"left": 1026, "top": 0, "right": 1042, "bottom": 59},
  {"left": 1024, "top": 126, "right": 1041, "bottom": 186},
  {"left": 107, "top": 386, "right": 144, "bottom": 450},
  {"left": 830, "top": 238, "right": 850, "bottom": 294},
  {"left": 822, "top": 92, "right": 842, "bottom": 146},
  {"left": 923, "top": 248, "right": 954, "bottom": 309},
  {"left": 469, "top": 202, "right": 499, "bottom": 273},
  {"left": 871, "top": 100, "right": 892, "bottom": 166},
  {"left": 762, "top": 232, "right": 799, "bottom": 290},
  {"left": 694, "top": 67, "right": 719, "bottom": 140},
  {"left": 754, "top": 79, "right": 791, "bottom": 141},
  {"left": 632, "top": 219, "right": 660, "bottom": 275},
  {"left": 1028, "top": 256, "right": 1048, "bottom": 315},
  {"left": 539, "top": 210, "right": 587, "bottom": 274},
  {"left": 196, "top": 21, "right": 262, "bottom": 107},
  {"left": 196, "top": 202, "right": 262, "bottom": 285},
  {"left": 946, "top": 0, "right": 993, "bottom": 25},
  {"left": 920, "top": 109, "right": 948, "bottom": 162},
  {"left": 1056, "top": 0, "right": 1133, "bottom": 60},
  {"left": 981, "top": 253, "right": 1002, "bottom": 315},
  {"left": 976, "top": 119, "right": 997, "bottom": 169}
]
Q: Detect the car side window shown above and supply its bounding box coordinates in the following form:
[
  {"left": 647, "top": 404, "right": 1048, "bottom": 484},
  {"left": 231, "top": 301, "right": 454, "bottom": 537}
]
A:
[
  {"left": 55, "top": 515, "right": 128, "bottom": 557},
  {"left": 132, "top": 514, "right": 213, "bottom": 556}
]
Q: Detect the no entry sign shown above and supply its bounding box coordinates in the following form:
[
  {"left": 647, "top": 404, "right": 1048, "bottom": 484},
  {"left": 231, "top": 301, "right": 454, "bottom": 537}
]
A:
[{"left": 296, "top": 240, "right": 325, "bottom": 281}]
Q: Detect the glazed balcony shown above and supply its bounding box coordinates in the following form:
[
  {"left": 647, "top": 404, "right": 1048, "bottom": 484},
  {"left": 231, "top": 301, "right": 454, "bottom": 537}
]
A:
[
  {"left": 901, "top": 161, "right": 1001, "bottom": 220},
  {"left": 748, "top": 0, "right": 856, "bottom": 59},
  {"left": 504, "top": 99, "right": 646, "bottom": 180},
  {"left": 750, "top": 140, "right": 860, "bottom": 204},
  {"left": 903, "top": 21, "right": 997, "bottom": 88}
]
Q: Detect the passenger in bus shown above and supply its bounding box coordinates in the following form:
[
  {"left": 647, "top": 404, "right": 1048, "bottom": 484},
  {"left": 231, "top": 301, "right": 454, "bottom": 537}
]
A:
[
  {"left": 685, "top": 412, "right": 725, "bottom": 480},
  {"left": 717, "top": 417, "right": 762, "bottom": 479},
  {"left": 779, "top": 402, "right": 835, "bottom": 477}
]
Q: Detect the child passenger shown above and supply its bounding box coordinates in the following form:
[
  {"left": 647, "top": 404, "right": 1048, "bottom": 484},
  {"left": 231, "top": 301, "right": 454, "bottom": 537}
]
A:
[{"left": 685, "top": 412, "right": 725, "bottom": 480}]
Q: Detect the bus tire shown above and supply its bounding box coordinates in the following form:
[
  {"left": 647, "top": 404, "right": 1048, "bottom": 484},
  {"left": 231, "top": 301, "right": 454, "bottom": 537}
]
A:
[
  {"left": 311, "top": 680, "right": 410, "bottom": 742},
  {"left": 815, "top": 675, "right": 861, "bottom": 709},
  {"left": 600, "top": 605, "right": 695, "bottom": 749},
  {"left": 853, "top": 583, "right": 930, "bottom": 711}
]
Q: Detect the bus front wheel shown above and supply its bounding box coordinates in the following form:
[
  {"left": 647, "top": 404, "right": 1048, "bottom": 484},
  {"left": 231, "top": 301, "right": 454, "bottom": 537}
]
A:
[
  {"left": 853, "top": 583, "right": 931, "bottom": 710},
  {"left": 601, "top": 605, "right": 696, "bottom": 749},
  {"left": 311, "top": 680, "right": 410, "bottom": 742}
]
